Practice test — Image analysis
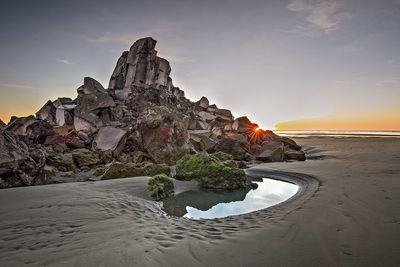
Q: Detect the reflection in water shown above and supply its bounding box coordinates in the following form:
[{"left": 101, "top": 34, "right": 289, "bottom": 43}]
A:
[{"left": 163, "top": 178, "right": 299, "bottom": 219}]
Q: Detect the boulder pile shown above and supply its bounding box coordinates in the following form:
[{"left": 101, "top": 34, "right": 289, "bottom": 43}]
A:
[{"left": 0, "top": 37, "right": 305, "bottom": 189}]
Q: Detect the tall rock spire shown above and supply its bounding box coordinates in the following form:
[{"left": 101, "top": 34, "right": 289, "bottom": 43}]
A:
[{"left": 108, "top": 37, "right": 172, "bottom": 91}]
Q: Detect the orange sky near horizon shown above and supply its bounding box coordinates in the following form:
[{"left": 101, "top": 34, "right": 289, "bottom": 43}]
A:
[{"left": 275, "top": 108, "right": 400, "bottom": 131}]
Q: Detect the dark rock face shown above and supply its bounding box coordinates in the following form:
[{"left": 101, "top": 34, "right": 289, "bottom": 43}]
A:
[
  {"left": 137, "top": 106, "right": 189, "bottom": 165},
  {"left": 44, "top": 132, "right": 85, "bottom": 149},
  {"left": 36, "top": 100, "right": 56, "bottom": 125},
  {"left": 92, "top": 127, "right": 127, "bottom": 157},
  {"left": 75, "top": 92, "right": 115, "bottom": 115},
  {"left": 25, "top": 120, "right": 55, "bottom": 143},
  {"left": 0, "top": 120, "right": 6, "bottom": 130},
  {"left": 2, "top": 36, "right": 306, "bottom": 188},
  {"left": 77, "top": 77, "right": 108, "bottom": 95},
  {"left": 0, "top": 130, "right": 45, "bottom": 187},
  {"left": 4, "top": 115, "right": 36, "bottom": 136}
]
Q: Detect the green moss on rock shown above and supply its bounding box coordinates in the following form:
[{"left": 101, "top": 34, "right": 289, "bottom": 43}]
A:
[
  {"left": 46, "top": 153, "right": 75, "bottom": 172},
  {"left": 148, "top": 174, "right": 174, "bottom": 200},
  {"left": 145, "top": 163, "right": 170, "bottom": 176},
  {"left": 101, "top": 162, "right": 170, "bottom": 180},
  {"left": 92, "top": 167, "right": 105, "bottom": 178},
  {"left": 212, "top": 151, "right": 234, "bottom": 161},
  {"left": 72, "top": 149, "right": 100, "bottom": 168},
  {"left": 175, "top": 154, "right": 246, "bottom": 189}
]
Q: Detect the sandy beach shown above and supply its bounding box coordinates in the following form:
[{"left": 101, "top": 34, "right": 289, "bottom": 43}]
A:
[{"left": 1, "top": 136, "right": 399, "bottom": 266}]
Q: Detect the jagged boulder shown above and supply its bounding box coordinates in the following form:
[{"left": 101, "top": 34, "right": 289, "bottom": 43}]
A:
[
  {"left": 210, "top": 138, "right": 248, "bottom": 160},
  {"left": 175, "top": 153, "right": 246, "bottom": 189},
  {"left": 53, "top": 97, "right": 74, "bottom": 107},
  {"left": 25, "top": 120, "right": 55, "bottom": 143},
  {"left": 92, "top": 127, "right": 127, "bottom": 157},
  {"left": 232, "top": 116, "right": 258, "bottom": 133},
  {"left": 75, "top": 91, "right": 115, "bottom": 115},
  {"left": 36, "top": 100, "right": 56, "bottom": 125},
  {"left": 285, "top": 149, "right": 306, "bottom": 161},
  {"left": 4, "top": 115, "right": 36, "bottom": 136},
  {"left": 137, "top": 106, "right": 189, "bottom": 165},
  {"left": 197, "top": 96, "right": 209, "bottom": 109},
  {"left": 77, "top": 77, "right": 108, "bottom": 95},
  {"left": 256, "top": 142, "right": 284, "bottom": 162},
  {"left": 44, "top": 132, "right": 85, "bottom": 149},
  {"left": 0, "top": 130, "right": 45, "bottom": 188},
  {"left": 0, "top": 119, "right": 5, "bottom": 130},
  {"left": 74, "top": 112, "right": 103, "bottom": 134}
]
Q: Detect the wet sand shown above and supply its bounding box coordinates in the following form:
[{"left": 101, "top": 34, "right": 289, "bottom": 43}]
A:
[{"left": 0, "top": 137, "right": 399, "bottom": 266}]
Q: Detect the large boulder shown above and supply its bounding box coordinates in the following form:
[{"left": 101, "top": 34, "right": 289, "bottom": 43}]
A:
[
  {"left": 210, "top": 138, "right": 248, "bottom": 160},
  {"left": 44, "top": 132, "right": 85, "bottom": 149},
  {"left": 137, "top": 106, "right": 189, "bottom": 165},
  {"left": 108, "top": 37, "right": 172, "bottom": 90},
  {"left": 175, "top": 153, "right": 246, "bottom": 189},
  {"left": 53, "top": 97, "right": 74, "bottom": 108},
  {"left": 77, "top": 77, "right": 108, "bottom": 95},
  {"left": 281, "top": 136, "right": 302, "bottom": 150},
  {"left": 25, "top": 120, "right": 55, "bottom": 143},
  {"left": 74, "top": 112, "right": 103, "bottom": 134},
  {"left": 256, "top": 142, "right": 284, "bottom": 162},
  {"left": 92, "top": 127, "right": 127, "bottom": 157},
  {"left": 4, "top": 115, "right": 36, "bottom": 136},
  {"left": 74, "top": 92, "right": 115, "bottom": 115},
  {"left": 232, "top": 116, "right": 258, "bottom": 133},
  {"left": 0, "top": 130, "right": 45, "bottom": 188},
  {"left": 285, "top": 149, "right": 306, "bottom": 161},
  {"left": 36, "top": 100, "right": 56, "bottom": 125},
  {"left": 197, "top": 96, "right": 209, "bottom": 109}
]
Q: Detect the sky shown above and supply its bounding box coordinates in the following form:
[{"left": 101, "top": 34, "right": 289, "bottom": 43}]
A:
[{"left": 0, "top": 0, "right": 399, "bottom": 130}]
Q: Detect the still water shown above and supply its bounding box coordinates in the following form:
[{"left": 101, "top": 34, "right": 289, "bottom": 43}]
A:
[{"left": 163, "top": 178, "right": 299, "bottom": 219}]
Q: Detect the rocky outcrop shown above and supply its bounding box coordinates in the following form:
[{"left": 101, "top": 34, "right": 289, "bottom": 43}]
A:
[{"left": 1, "top": 37, "right": 305, "bottom": 188}]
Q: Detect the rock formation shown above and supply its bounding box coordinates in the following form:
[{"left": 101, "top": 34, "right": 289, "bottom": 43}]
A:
[{"left": 0, "top": 37, "right": 305, "bottom": 188}]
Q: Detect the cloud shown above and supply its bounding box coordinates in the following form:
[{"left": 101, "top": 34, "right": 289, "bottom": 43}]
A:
[
  {"left": 0, "top": 83, "right": 33, "bottom": 89},
  {"left": 56, "top": 58, "right": 73, "bottom": 65},
  {"left": 286, "top": 0, "right": 351, "bottom": 35},
  {"left": 376, "top": 77, "right": 400, "bottom": 87}
]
